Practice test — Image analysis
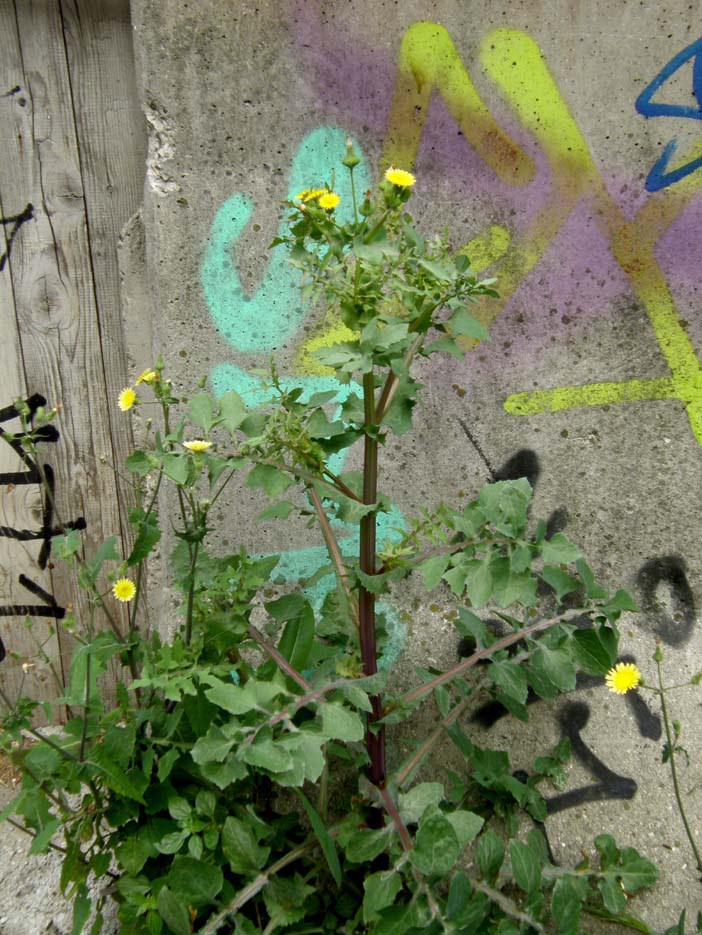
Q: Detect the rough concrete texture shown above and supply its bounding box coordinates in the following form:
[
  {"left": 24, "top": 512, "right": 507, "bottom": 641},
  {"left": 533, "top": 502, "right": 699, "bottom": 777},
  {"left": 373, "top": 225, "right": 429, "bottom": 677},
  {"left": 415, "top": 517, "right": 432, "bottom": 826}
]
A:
[{"left": 29, "top": 0, "right": 693, "bottom": 927}]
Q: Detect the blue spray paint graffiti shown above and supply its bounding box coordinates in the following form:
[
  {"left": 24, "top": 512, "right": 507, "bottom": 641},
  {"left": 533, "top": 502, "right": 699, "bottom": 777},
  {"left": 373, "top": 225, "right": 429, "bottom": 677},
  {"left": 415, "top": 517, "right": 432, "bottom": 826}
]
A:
[
  {"left": 636, "top": 37, "right": 702, "bottom": 191},
  {"left": 201, "top": 127, "right": 407, "bottom": 665}
]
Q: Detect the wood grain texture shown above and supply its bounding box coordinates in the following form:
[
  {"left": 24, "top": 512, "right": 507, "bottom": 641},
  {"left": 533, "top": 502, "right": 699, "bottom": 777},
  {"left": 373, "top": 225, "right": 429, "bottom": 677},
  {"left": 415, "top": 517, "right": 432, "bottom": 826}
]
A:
[
  {"left": 60, "top": 0, "right": 147, "bottom": 518},
  {"left": 0, "top": 0, "right": 145, "bottom": 706}
]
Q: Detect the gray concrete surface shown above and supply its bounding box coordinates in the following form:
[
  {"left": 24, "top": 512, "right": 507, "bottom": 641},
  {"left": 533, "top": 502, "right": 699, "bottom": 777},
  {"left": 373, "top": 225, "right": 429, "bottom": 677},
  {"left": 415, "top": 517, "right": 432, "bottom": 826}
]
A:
[{"left": 125, "top": 0, "right": 702, "bottom": 925}]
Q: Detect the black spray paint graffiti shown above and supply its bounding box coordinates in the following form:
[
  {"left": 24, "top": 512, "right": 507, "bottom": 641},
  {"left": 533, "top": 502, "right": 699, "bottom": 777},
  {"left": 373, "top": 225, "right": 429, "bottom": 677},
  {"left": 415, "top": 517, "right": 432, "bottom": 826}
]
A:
[
  {"left": 0, "top": 202, "right": 33, "bottom": 272},
  {"left": 0, "top": 394, "right": 86, "bottom": 662},
  {"left": 458, "top": 427, "right": 696, "bottom": 824}
]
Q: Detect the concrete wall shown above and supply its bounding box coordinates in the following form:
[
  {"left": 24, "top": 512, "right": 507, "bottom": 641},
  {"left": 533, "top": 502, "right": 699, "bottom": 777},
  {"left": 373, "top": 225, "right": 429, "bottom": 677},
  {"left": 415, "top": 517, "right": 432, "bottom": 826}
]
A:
[{"left": 127, "top": 1, "right": 702, "bottom": 922}]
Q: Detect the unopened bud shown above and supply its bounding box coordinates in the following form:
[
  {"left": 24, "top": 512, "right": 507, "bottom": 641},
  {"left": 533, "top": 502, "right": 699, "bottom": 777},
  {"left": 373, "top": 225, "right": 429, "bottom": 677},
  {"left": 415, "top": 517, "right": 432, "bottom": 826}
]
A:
[{"left": 342, "top": 138, "right": 361, "bottom": 169}]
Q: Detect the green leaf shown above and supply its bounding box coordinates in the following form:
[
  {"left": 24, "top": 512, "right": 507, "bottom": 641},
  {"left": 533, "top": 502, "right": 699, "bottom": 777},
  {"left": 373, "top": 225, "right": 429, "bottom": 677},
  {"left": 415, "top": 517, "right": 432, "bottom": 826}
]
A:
[
  {"left": 541, "top": 565, "right": 581, "bottom": 602},
  {"left": 465, "top": 559, "right": 496, "bottom": 608},
  {"left": 125, "top": 450, "right": 153, "bottom": 477},
  {"left": 448, "top": 307, "right": 489, "bottom": 340},
  {"left": 530, "top": 645, "right": 577, "bottom": 693},
  {"left": 446, "top": 810, "right": 484, "bottom": 847},
  {"left": 489, "top": 660, "right": 528, "bottom": 705},
  {"left": 161, "top": 453, "right": 189, "bottom": 485},
  {"left": 71, "top": 885, "right": 91, "bottom": 935},
  {"left": 222, "top": 816, "right": 270, "bottom": 874},
  {"left": 540, "top": 532, "right": 582, "bottom": 564},
  {"left": 477, "top": 828, "right": 505, "bottom": 881},
  {"left": 199, "top": 755, "right": 248, "bottom": 789},
  {"left": 363, "top": 870, "right": 402, "bottom": 922},
  {"left": 157, "top": 887, "right": 191, "bottom": 935},
  {"left": 187, "top": 393, "right": 216, "bottom": 432},
  {"left": 417, "top": 553, "right": 450, "bottom": 590},
  {"left": 509, "top": 839, "right": 542, "bottom": 895},
  {"left": 550, "top": 876, "right": 583, "bottom": 935},
  {"left": 318, "top": 703, "right": 365, "bottom": 742},
  {"left": 446, "top": 871, "right": 472, "bottom": 921},
  {"left": 410, "top": 804, "right": 460, "bottom": 875},
  {"left": 168, "top": 796, "right": 191, "bottom": 822},
  {"left": 598, "top": 875, "right": 626, "bottom": 913},
  {"left": 424, "top": 337, "right": 465, "bottom": 359},
  {"left": 398, "top": 782, "right": 445, "bottom": 824},
  {"left": 295, "top": 790, "right": 342, "bottom": 886},
  {"left": 127, "top": 509, "right": 161, "bottom": 566},
  {"left": 575, "top": 559, "right": 608, "bottom": 599},
  {"left": 573, "top": 627, "right": 618, "bottom": 675},
  {"left": 218, "top": 390, "right": 247, "bottom": 433},
  {"left": 168, "top": 856, "right": 223, "bottom": 906},
  {"left": 29, "top": 817, "right": 61, "bottom": 854},
  {"left": 196, "top": 790, "right": 216, "bottom": 818},
  {"left": 116, "top": 833, "right": 153, "bottom": 875},
  {"left": 257, "top": 499, "right": 296, "bottom": 521},
  {"left": 271, "top": 596, "right": 315, "bottom": 672},
  {"left": 87, "top": 751, "right": 146, "bottom": 803},
  {"left": 343, "top": 827, "right": 391, "bottom": 863},
  {"left": 241, "top": 737, "right": 294, "bottom": 773},
  {"left": 191, "top": 726, "right": 235, "bottom": 765},
  {"left": 246, "top": 463, "right": 294, "bottom": 499},
  {"left": 478, "top": 479, "right": 531, "bottom": 536},
  {"left": 602, "top": 589, "right": 638, "bottom": 615}
]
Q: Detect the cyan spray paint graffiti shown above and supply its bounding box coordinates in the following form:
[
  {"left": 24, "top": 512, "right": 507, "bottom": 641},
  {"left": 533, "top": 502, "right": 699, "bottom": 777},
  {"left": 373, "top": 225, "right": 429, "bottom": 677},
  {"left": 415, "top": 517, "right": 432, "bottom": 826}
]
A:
[
  {"left": 201, "top": 128, "right": 406, "bottom": 662},
  {"left": 201, "top": 25, "right": 702, "bottom": 661},
  {"left": 636, "top": 37, "right": 702, "bottom": 192}
]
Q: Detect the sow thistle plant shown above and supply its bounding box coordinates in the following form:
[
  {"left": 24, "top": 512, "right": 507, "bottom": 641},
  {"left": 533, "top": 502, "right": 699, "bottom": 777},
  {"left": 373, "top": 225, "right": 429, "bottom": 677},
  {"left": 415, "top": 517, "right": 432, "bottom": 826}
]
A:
[{"left": 1, "top": 144, "right": 678, "bottom": 935}]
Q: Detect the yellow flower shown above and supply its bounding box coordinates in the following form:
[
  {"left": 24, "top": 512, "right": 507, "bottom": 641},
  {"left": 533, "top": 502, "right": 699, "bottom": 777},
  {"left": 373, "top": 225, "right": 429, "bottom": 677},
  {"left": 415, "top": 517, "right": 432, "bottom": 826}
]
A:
[
  {"left": 135, "top": 368, "right": 158, "bottom": 384},
  {"left": 295, "top": 188, "right": 326, "bottom": 203},
  {"left": 118, "top": 387, "right": 137, "bottom": 411},
  {"left": 385, "top": 166, "right": 416, "bottom": 188},
  {"left": 112, "top": 578, "right": 136, "bottom": 602},
  {"left": 605, "top": 662, "right": 642, "bottom": 695},
  {"left": 318, "top": 192, "right": 340, "bottom": 211},
  {"left": 183, "top": 439, "right": 213, "bottom": 452}
]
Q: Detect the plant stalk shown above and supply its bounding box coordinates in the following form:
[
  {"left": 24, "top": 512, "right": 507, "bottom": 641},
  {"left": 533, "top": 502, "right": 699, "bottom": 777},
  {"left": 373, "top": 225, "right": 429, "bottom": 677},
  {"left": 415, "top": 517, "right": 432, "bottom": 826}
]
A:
[
  {"left": 359, "top": 370, "right": 385, "bottom": 786},
  {"left": 656, "top": 656, "right": 702, "bottom": 878}
]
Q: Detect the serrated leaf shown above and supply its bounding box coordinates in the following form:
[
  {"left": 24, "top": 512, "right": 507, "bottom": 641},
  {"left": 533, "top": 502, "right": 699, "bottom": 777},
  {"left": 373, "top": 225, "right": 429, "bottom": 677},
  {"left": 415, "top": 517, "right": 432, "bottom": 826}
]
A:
[
  {"left": 446, "top": 810, "right": 484, "bottom": 847},
  {"left": 541, "top": 565, "right": 581, "bottom": 602},
  {"left": 257, "top": 499, "right": 296, "bottom": 521},
  {"left": 222, "top": 816, "right": 270, "bottom": 874},
  {"left": 157, "top": 887, "right": 191, "bottom": 935},
  {"left": 573, "top": 628, "right": 617, "bottom": 675},
  {"left": 246, "top": 463, "right": 294, "bottom": 499},
  {"left": 418, "top": 553, "right": 450, "bottom": 590},
  {"left": 127, "top": 510, "right": 161, "bottom": 566},
  {"left": 187, "top": 393, "right": 216, "bottom": 432},
  {"left": 531, "top": 645, "right": 577, "bottom": 693},
  {"left": 168, "top": 856, "right": 223, "bottom": 906},
  {"left": 540, "top": 532, "right": 581, "bottom": 564},
  {"left": 241, "top": 738, "right": 294, "bottom": 773},
  {"left": 489, "top": 660, "right": 528, "bottom": 704},
  {"left": 448, "top": 307, "right": 489, "bottom": 340},
  {"left": 318, "top": 703, "right": 365, "bottom": 742},
  {"left": 161, "top": 453, "right": 189, "bottom": 485},
  {"left": 363, "top": 870, "right": 402, "bottom": 922},
  {"left": 410, "top": 804, "right": 460, "bottom": 875},
  {"left": 398, "top": 782, "right": 445, "bottom": 824},
  {"left": 218, "top": 390, "right": 247, "bottom": 433},
  {"left": 125, "top": 450, "right": 153, "bottom": 477}
]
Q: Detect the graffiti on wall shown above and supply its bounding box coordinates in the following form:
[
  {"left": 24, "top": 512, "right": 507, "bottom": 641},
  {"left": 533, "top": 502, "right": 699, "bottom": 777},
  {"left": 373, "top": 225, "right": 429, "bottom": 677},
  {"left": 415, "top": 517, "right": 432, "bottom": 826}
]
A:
[
  {"left": 460, "top": 441, "right": 696, "bottom": 832},
  {"left": 199, "top": 21, "right": 701, "bottom": 655},
  {"left": 0, "top": 202, "right": 33, "bottom": 272},
  {"left": 0, "top": 394, "right": 86, "bottom": 663},
  {"left": 636, "top": 37, "right": 702, "bottom": 192}
]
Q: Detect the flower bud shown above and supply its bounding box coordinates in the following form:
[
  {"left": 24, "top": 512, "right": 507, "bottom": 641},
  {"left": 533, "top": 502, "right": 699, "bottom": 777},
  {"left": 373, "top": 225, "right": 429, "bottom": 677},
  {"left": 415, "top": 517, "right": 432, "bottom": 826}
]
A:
[{"left": 342, "top": 138, "right": 361, "bottom": 169}]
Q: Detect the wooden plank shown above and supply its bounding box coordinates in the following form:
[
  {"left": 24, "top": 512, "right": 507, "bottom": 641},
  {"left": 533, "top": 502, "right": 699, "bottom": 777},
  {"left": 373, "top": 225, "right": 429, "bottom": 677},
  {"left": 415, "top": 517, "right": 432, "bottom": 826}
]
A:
[
  {"left": 60, "top": 0, "right": 149, "bottom": 629},
  {"left": 0, "top": 0, "right": 129, "bottom": 697},
  {"left": 0, "top": 8, "right": 66, "bottom": 709}
]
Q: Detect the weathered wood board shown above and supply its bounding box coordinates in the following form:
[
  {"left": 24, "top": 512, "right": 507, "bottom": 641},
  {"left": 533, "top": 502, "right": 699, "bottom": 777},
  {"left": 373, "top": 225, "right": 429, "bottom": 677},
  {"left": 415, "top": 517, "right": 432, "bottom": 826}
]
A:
[{"left": 0, "top": 0, "right": 146, "bottom": 708}]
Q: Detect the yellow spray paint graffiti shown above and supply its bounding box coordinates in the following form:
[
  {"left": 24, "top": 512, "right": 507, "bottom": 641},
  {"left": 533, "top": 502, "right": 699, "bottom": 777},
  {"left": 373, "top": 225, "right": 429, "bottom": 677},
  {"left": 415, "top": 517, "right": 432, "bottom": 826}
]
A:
[{"left": 377, "top": 23, "right": 702, "bottom": 442}]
